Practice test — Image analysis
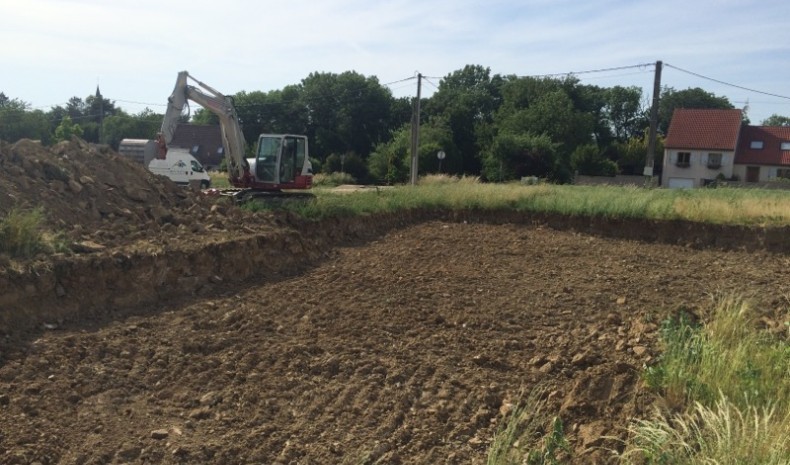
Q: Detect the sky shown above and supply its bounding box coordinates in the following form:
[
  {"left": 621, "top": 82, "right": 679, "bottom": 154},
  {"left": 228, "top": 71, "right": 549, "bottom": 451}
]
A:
[{"left": 2, "top": 0, "right": 789, "bottom": 125}]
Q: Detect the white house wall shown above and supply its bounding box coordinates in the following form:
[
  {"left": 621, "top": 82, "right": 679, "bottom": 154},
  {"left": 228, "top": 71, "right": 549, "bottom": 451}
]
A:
[
  {"left": 662, "top": 149, "right": 734, "bottom": 187},
  {"left": 732, "top": 164, "right": 787, "bottom": 182}
]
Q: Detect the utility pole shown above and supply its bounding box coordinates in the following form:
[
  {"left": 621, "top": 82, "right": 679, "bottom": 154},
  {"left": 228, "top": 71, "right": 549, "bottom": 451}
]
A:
[
  {"left": 410, "top": 73, "right": 422, "bottom": 185},
  {"left": 644, "top": 60, "right": 662, "bottom": 182}
]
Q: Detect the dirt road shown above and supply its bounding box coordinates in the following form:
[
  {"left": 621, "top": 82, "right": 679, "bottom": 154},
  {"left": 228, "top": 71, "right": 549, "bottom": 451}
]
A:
[{"left": 1, "top": 220, "right": 787, "bottom": 464}]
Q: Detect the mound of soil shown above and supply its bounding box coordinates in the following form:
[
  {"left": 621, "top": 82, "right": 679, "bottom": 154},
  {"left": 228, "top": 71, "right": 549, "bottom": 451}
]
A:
[{"left": 0, "top": 138, "right": 274, "bottom": 257}]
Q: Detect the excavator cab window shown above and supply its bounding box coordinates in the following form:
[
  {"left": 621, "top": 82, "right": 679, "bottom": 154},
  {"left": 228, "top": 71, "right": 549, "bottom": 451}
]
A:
[
  {"left": 256, "top": 137, "right": 281, "bottom": 183},
  {"left": 280, "top": 138, "right": 297, "bottom": 183}
]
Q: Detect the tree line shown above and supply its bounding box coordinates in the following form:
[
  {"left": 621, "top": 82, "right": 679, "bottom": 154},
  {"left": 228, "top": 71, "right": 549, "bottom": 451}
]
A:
[{"left": 3, "top": 65, "right": 788, "bottom": 183}]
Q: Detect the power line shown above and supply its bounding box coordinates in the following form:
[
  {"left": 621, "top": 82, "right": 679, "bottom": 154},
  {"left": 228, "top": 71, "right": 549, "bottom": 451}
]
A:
[
  {"left": 422, "top": 77, "right": 440, "bottom": 91},
  {"left": 381, "top": 76, "right": 416, "bottom": 87},
  {"left": 521, "top": 62, "right": 655, "bottom": 79},
  {"left": 664, "top": 63, "right": 790, "bottom": 100},
  {"left": 386, "top": 82, "right": 417, "bottom": 94},
  {"left": 114, "top": 99, "right": 167, "bottom": 107},
  {"left": 575, "top": 70, "right": 654, "bottom": 82}
]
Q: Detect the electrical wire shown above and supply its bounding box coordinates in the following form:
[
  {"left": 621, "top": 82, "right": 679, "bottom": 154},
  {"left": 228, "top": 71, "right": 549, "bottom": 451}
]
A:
[
  {"left": 381, "top": 76, "right": 416, "bottom": 87},
  {"left": 521, "top": 62, "right": 655, "bottom": 79},
  {"left": 664, "top": 63, "right": 790, "bottom": 100},
  {"left": 113, "top": 99, "right": 167, "bottom": 107},
  {"left": 422, "top": 77, "right": 440, "bottom": 91}
]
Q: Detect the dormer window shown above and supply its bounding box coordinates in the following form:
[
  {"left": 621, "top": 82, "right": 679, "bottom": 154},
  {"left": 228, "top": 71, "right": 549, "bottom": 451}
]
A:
[
  {"left": 750, "top": 141, "right": 764, "bottom": 149},
  {"left": 781, "top": 142, "right": 790, "bottom": 150}
]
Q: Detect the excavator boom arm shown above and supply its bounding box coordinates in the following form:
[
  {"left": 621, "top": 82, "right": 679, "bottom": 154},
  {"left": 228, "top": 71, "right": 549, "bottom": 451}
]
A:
[{"left": 159, "top": 71, "right": 249, "bottom": 183}]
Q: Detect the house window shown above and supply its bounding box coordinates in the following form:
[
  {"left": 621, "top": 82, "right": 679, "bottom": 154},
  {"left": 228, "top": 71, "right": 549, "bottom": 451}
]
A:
[
  {"left": 707, "top": 153, "right": 722, "bottom": 169},
  {"left": 217, "top": 147, "right": 224, "bottom": 154},
  {"left": 781, "top": 142, "right": 790, "bottom": 150},
  {"left": 778, "top": 168, "right": 790, "bottom": 179},
  {"left": 750, "top": 141, "right": 764, "bottom": 149},
  {"left": 190, "top": 145, "right": 200, "bottom": 155},
  {"left": 676, "top": 152, "right": 691, "bottom": 167}
]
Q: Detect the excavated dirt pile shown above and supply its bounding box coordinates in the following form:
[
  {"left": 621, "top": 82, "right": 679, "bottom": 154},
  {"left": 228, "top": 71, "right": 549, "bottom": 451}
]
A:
[
  {"left": 0, "top": 139, "right": 788, "bottom": 464},
  {"left": 0, "top": 138, "right": 277, "bottom": 256}
]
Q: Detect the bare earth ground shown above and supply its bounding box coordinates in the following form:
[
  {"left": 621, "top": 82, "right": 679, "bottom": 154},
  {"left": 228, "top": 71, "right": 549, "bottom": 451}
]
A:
[
  {"left": 1, "top": 221, "right": 789, "bottom": 464},
  {"left": 0, "top": 139, "right": 789, "bottom": 464}
]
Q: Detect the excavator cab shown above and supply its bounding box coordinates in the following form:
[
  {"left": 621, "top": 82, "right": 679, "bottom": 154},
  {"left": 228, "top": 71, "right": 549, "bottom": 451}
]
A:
[{"left": 253, "top": 134, "right": 310, "bottom": 187}]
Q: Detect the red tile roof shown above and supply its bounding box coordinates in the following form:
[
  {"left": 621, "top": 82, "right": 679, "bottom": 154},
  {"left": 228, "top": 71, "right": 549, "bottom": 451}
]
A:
[
  {"left": 735, "top": 126, "right": 790, "bottom": 166},
  {"left": 665, "top": 109, "right": 743, "bottom": 150}
]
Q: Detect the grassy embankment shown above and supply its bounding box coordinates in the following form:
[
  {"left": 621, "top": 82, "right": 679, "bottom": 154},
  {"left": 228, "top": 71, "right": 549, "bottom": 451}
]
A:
[{"left": 242, "top": 175, "right": 790, "bottom": 227}]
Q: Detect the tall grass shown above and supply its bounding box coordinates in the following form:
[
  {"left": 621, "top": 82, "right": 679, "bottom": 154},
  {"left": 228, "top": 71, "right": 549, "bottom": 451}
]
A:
[
  {"left": 0, "top": 207, "right": 49, "bottom": 257},
  {"left": 487, "top": 387, "right": 571, "bottom": 465},
  {"left": 619, "top": 297, "right": 790, "bottom": 464},
  {"left": 621, "top": 396, "right": 790, "bottom": 465},
  {"left": 259, "top": 182, "right": 790, "bottom": 226}
]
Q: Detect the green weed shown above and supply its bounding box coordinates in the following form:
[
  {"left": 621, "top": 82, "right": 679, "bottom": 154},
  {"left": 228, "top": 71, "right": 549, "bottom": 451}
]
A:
[
  {"left": 619, "top": 296, "right": 790, "bottom": 464},
  {"left": 487, "top": 388, "right": 570, "bottom": 465},
  {"left": 0, "top": 207, "right": 49, "bottom": 258}
]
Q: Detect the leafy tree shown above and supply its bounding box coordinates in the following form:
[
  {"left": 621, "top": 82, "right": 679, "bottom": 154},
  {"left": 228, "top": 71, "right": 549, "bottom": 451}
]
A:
[
  {"left": 0, "top": 96, "right": 30, "bottom": 142},
  {"left": 416, "top": 116, "right": 456, "bottom": 174},
  {"left": 21, "top": 110, "right": 52, "bottom": 144},
  {"left": 497, "top": 87, "right": 594, "bottom": 153},
  {"left": 47, "top": 92, "right": 119, "bottom": 143},
  {"left": 390, "top": 96, "right": 413, "bottom": 130},
  {"left": 613, "top": 129, "right": 665, "bottom": 175},
  {"left": 605, "top": 86, "right": 647, "bottom": 141},
  {"left": 571, "top": 144, "right": 618, "bottom": 176},
  {"left": 423, "top": 65, "right": 504, "bottom": 175},
  {"left": 0, "top": 95, "right": 52, "bottom": 143},
  {"left": 658, "top": 87, "right": 734, "bottom": 134},
  {"left": 562, "top": 82, "right": 615, "bottom": 147},
  {"left": 367, "top": 117, "right": 455, "bottom": 184},
  {"left": 368, "top": 124, "right": 411, "bottom": 184},
  {"left": 229, "top": 86, "right": 310, "bottom": 146},
  {"left": 0, "top": 93, "right": 28, "bottom": 142},
  {"left": 102, "top": 108, "right": 162, "bottom": 149},
  {"left": 54, "top": 115, "right": 83, "bottom": 142},
  {"left": 323, "top": 152, "right": 367, "bottom": 182},
  {"left": 481, "top": 132, "right": 558, "bottom": 182},
  {"left": 300, "top": 71, "right": 394, "bottom": 161},
  {"left": 65, "top": 96, "right": 86, "bottom": 121},
  {"left": 761, "top": 114, "right": 790, "bottom": 126}
]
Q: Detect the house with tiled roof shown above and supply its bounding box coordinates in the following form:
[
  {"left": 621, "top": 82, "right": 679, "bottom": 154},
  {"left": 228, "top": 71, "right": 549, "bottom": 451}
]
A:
[
  {"left": 663, "top": 108, "right": 790, "bottom": 187},
  {"left": 170, "top": 124, "right": 225, "bottom": 170},
  {"left": 662, "top": 108, "right": 742, "bottom": 188},
  {"left": 733, "top": 125, "right": 790, "bottom": 182}
]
